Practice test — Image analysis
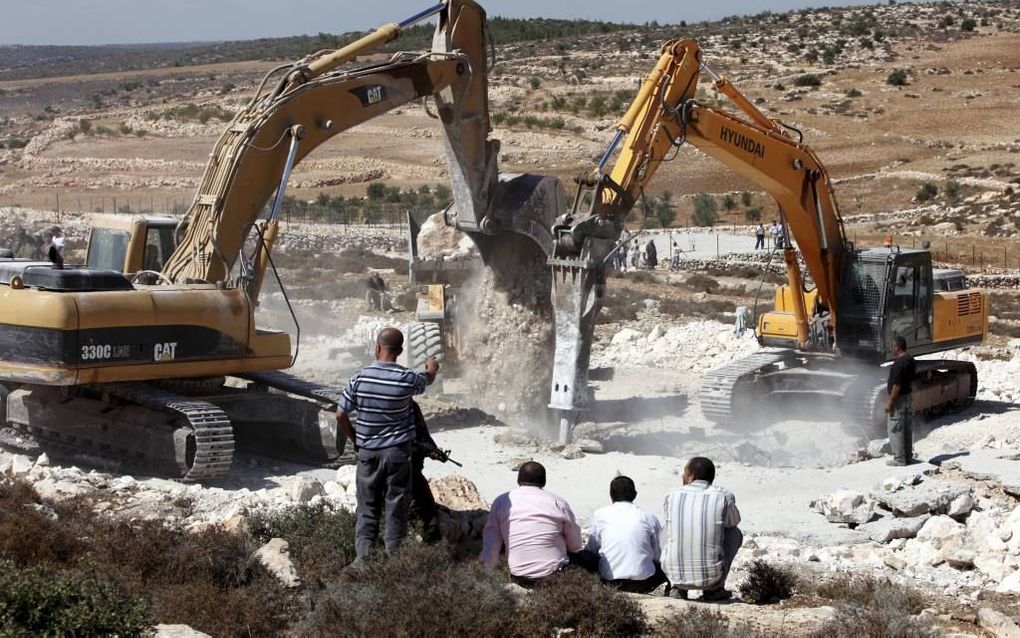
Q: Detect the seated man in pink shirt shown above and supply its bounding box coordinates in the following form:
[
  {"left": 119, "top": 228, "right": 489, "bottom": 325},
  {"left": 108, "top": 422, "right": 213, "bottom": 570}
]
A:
[{"left": 479, "top": 461, "right": 583, "bottom": 586}]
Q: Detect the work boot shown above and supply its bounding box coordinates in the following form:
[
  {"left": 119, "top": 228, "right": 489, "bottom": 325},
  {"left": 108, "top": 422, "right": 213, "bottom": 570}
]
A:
[
  {"left": 664, "top": 585, "right": 688, "bottom": 600},
  {"left": 886, "top": 458, "right": 907, "bottom": 467},
  {"left": 701, "top": 588, "right": 732, "bottom": 602}
]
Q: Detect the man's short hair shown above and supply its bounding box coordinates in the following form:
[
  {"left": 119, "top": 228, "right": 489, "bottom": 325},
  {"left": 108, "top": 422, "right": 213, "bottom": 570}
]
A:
[
  {"left": 893, "top": 335, "right": 907, "bottom": 351},
  {"left": 517, "top": 461, "right": 546, "bottom": 487},
  {"left": 686, "top": 457, "right": 716, "bottom": 483},
  {"left": 609, "top": 476, "right": 637, "bottom": 503},
  {"left": 377, "top": 327, "right": 404, "bottom": 352}
]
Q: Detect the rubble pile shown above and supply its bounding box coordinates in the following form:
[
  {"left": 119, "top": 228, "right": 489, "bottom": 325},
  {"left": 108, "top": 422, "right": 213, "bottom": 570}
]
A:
[
  {"left": 592, "top": 320, "right": 760, "bottom": 374},
  {"left": 812, "top": 466, "right": 1020, "bottom": 596}
]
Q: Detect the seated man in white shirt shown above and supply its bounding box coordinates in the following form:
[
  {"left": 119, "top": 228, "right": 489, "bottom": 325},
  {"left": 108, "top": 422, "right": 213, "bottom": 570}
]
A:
[{"left": 583, "top": 476, "right": 668, "bottom": 594}]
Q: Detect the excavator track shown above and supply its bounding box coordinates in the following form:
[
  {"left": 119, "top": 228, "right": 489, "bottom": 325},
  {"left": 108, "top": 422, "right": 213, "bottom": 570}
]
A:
[
  {"left": 95, "top": 383, "right": 235, "bottom": 480},
  {"left": 700, "top": 351, "right": 787, "bottom": 425},
  {"left": 239, "top": 371, "right": 345, "bottom": 409}
]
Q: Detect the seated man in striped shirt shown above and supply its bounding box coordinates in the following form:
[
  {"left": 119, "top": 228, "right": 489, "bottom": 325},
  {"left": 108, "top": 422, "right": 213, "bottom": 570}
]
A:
[
  {"left": 337, "top": 327, "right": 439, "bottom": 560},
  {"left": 660, "top": 457, "right": 743, "bottom": 601}
]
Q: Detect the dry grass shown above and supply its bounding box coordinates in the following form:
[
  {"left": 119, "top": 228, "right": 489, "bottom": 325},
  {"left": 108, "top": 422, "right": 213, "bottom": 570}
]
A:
[{"left": 808, "top": 574, "right": 933, "bottom": 638}]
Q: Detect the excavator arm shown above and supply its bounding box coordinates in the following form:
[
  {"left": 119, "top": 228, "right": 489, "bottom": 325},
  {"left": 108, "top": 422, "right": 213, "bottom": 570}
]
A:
[{"left": 161, "top": 2, "right": 487, "bottom": 293}]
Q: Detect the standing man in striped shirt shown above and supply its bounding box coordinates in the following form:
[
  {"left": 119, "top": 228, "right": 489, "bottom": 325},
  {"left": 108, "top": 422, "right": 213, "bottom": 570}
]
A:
[
  {"left": 660, "top": 457, "right": 743, "bottom": 601},
  {"left": 337, "top": 327, "right": 439, "bottom": 560}
]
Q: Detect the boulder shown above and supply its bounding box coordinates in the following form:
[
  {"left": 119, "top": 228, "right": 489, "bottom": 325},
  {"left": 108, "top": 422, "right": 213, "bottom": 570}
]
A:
[
  {"left": 288, "top": 478, "right": 325, "bottom": 504},
  {"left": 430, "top": 475, "right": 489, "bottom": 555},
  {"left": 859, "top": 514, "right": 930, "bottom": 543},
  {"left": 9, "top": 454, "right": 33, "bottom": 476},
  {"left": 947, "top": 494, "right": 975, "bottom": 519},
  {"left": 874, "top": 482, "right": 969, "bottom": 517},
  {"left": 335, "top": 465, "right": 357, "bottom": 489},
  {"left": 812, "top": 490, "right": 875, "bottom": 525},
  {"left": 997, "top": 570, "right": 1020, "bottom": 594},
  {"left": 255, "top": 538, "right": 300, "bottom": 588},
  {"left": 977, "top": 608, "right": 1020, "bottom": 638},
  {"left": 868, "top": 439, "right": 892, "bottom": 459},
  {"left": 560, "top": 444, "right": 585, "bottom": 460},
  {"left": 916, "top": 515, "right": 967, "bottom": 550},
  {"left": 33, "top": 453, "right": 49, "bottom": 467},
  {"left": 576, "top": 438, "right": 604, "bottom": 454},
  {"left": 975, "top": 553, "right": 1016, "bottom": 582},
  {"left": 943, "top": 547, "right": 976, "bottom": 570},
  {"left": 899, "top": 539, "right": 944, "bottom": 568}
]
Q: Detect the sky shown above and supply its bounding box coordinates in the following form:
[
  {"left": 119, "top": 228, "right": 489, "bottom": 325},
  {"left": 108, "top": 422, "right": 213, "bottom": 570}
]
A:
[{"left": 0, "top": 0, "right": 891, "bottom": 46}]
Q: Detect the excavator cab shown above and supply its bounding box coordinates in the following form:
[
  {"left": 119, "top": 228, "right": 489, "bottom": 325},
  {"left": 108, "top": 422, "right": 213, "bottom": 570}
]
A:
[
  {"left": 85, "top": 215, "right": 179, "bottom": 275},
  {"left": 835, "top": 247, "right": 985, "bottom": 361}
]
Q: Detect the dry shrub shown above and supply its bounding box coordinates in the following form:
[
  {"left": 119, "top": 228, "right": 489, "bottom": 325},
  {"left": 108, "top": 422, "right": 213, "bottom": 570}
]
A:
[
  {"left": 295, "top": 542, "right": 518, "bottom": 637},
  {"left": 248, "top": 502, "right": 357, "bottom": 589},
  {"left": 654, "top": 607, "right": 751, "bottom": 637},
  {"left": 0, "top": 479, "right": 295, "bottom": 637},
  {"left": 0, "top": 481, "right": 82, "bottom": 567},
  {"left": 684, "top": 273, "right": 721, "bottom": 294},
  {"left": 811, "top": 574, "right": 932, "bottom": 638},
  {"left": 520, "top": 568, "right": 648, "bottom": 637},
  {"left": 738, "top": 560, "right": 796, "bottom": 604}
]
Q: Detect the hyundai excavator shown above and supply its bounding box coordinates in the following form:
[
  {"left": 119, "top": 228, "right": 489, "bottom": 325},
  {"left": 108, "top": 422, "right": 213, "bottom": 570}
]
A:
[
  {"left": 0, "top": 0, "right": 491, "bottom": 479},
  {"left": 426, "top": 37, "right": 986, "bottom": 440},
  {"left": 528, "top": 39, "right": 987, "bottom": 437}
]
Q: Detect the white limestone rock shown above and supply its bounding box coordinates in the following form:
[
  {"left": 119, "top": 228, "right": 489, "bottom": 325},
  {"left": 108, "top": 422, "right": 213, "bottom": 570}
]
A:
[
  {"left": 255, "top": 538, "right": 300, "bottom": 588},
  {"left": 812, "top": 490, "right": 875, "bottom": 525}
]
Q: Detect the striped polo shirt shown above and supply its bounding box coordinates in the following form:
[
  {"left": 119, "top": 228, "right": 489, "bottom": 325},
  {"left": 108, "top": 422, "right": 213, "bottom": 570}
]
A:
[
  {"left": 337, "top": 361, "right": 427, "bottom": 450},
  {"left": 660, "top": 480, "right": 741, "bottom": 589}
]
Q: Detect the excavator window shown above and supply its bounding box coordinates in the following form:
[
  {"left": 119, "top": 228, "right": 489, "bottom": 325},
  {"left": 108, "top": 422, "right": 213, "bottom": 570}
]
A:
[
  {"left": 86, "top": 228, "right": 131, "bottom": 271},
  {"left": 142, "top": 226, "right": 175, "bottom": 272}
]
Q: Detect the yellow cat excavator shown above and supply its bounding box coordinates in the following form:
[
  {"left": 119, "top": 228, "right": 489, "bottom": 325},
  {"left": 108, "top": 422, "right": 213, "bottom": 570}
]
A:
[
  {"left": 523, "top": 39, "right": 987, "bottom": 437},
  {"left": 0, "top": 0, "right": 491, "bottom": 479}
]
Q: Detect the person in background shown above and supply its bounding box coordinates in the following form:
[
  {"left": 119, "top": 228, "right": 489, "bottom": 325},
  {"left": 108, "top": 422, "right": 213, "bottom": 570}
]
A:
[
  {"left": 337, "top": 328, "right": 439, "bottom": 561},
  {"left": 660, "top": 457, "right": 743, "bottom": 601},
  {"left": 366, "top": 271, "right": 387, "bottom": 310},
  {"left": 583, "top": 476, "right": 668, "bottom": 594},
  {"left": 885, "top": 335, "right": 917, "bottom": 466},
  {"left": 645, "top": 239, "right": 658, "bottom": 270},
  {"left": 754, "top": 223, "right": 766, "bottom": 250},
  {"left": 479, "top": 462, "right": 583, "bottom": 587},
  {"left": 769, "top": 220, "right": 781, "bottom": 250}
]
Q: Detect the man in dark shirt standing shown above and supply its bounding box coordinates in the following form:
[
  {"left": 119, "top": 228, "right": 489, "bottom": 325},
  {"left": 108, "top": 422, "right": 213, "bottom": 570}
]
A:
[
  {"left": 337, "top": 327, "right": 439, "bottom": 559},
  {"left": 885, "top": 335, "right": 916, "bottom": 466}
]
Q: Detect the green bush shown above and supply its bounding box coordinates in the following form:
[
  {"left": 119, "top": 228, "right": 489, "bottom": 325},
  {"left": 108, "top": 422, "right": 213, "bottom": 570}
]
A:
[
  {"left": 794, "top": 73, "right": 823, "bottom": 87},
  {"left": 0, "top": 561, "right": 150, "bottom": 636},
  {"left": 529, "top": 76, "right": 542, "bottom": 90},
  {"left": 693, "top": 193, "right": 719, "bottom": 227},
  {"left": 915, "top": 182, "right": 938, "bottom": 202},
  {"left": 846, "top": 88, "right": 863, "bottom": 97},
  {"left": 249, "top": 503, "right": 357, "bottom": 588},
  {"left": 740, "top": 191, "right": 753, "bottom": 207},
  {"left": 887, "top": 69, "right": 909, "bottom": 86},
  {"left": 745, "top": 207, "right": 763, "bottom": 222}
]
